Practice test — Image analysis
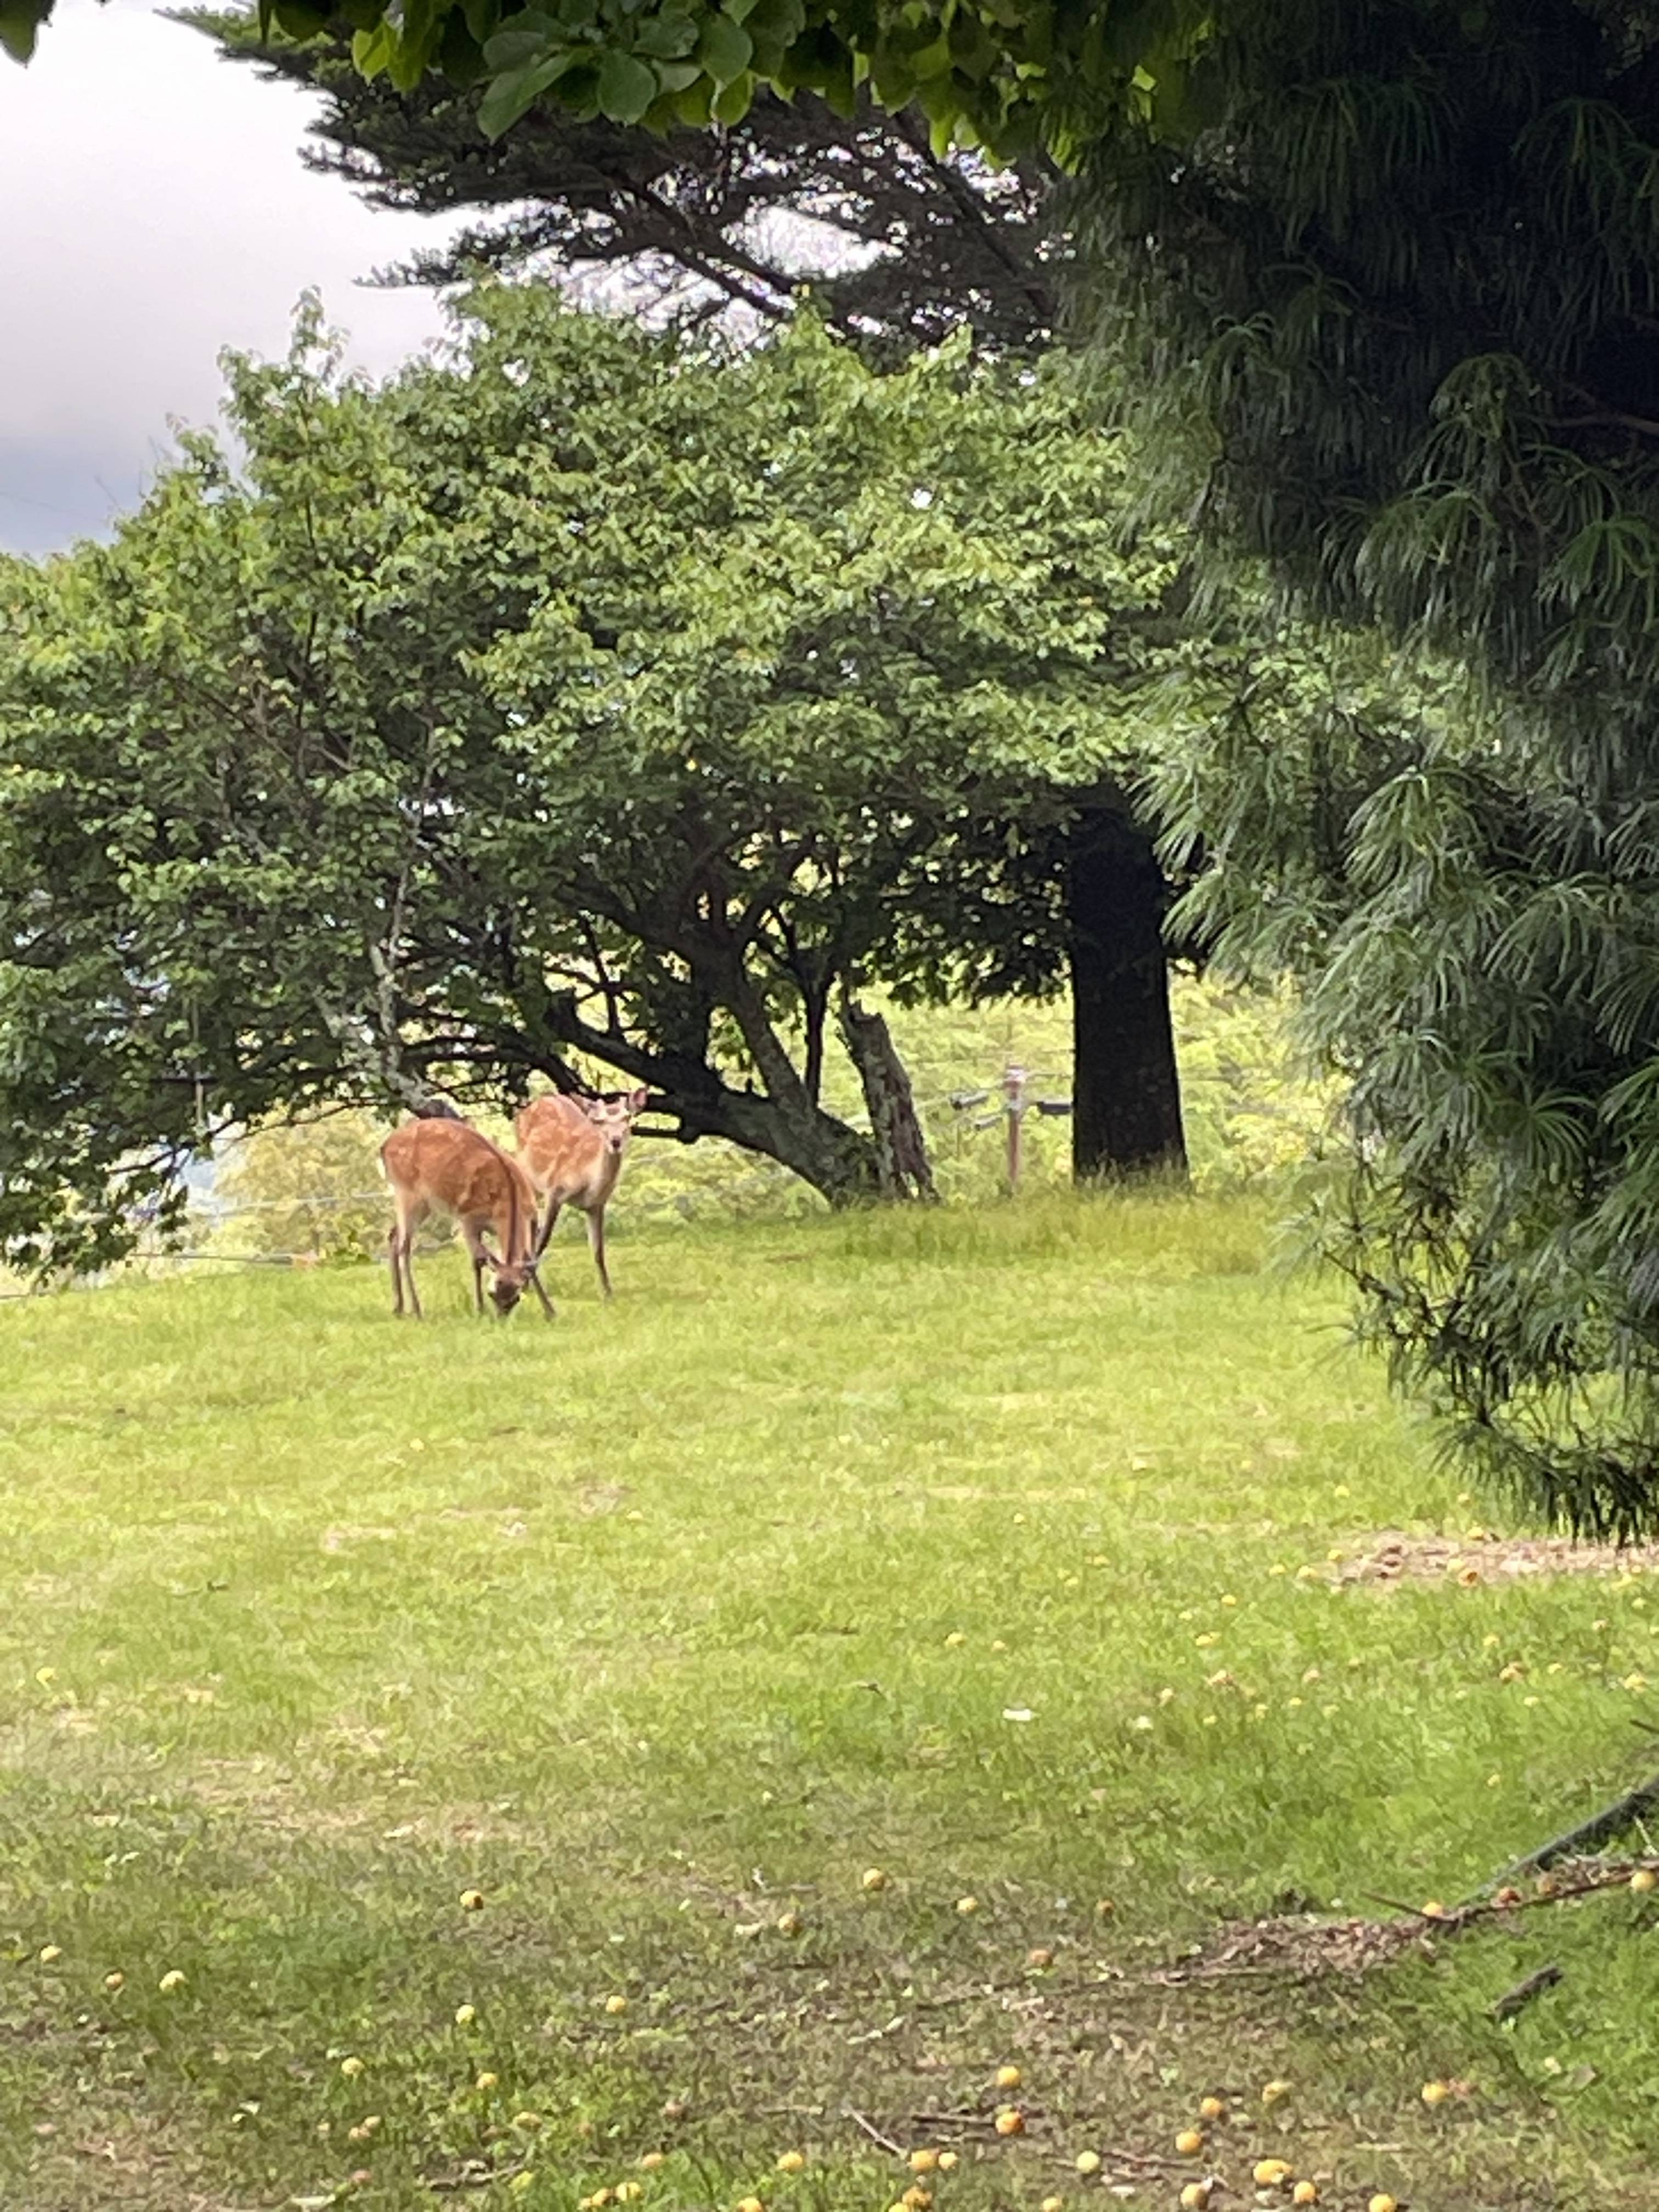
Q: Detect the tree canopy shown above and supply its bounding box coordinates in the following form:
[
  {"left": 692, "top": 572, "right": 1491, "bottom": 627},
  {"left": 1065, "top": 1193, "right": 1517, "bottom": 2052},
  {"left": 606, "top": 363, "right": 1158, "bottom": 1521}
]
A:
[
  {"left": 193, "top": 10, "right": 1059, "bottom": 353},
  {"left": 0, "top": 291, "right": 1181, "bottom": 1271},
  {"left": 5, "top": 0, "right": 1177, "bottom": 145}
]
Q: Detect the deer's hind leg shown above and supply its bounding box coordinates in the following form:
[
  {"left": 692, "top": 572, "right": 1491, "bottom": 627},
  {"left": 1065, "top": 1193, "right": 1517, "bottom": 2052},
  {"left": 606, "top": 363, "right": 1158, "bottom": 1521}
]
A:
[{"left": 391, "top": 1198, "right": 426, "bottom": 1318}]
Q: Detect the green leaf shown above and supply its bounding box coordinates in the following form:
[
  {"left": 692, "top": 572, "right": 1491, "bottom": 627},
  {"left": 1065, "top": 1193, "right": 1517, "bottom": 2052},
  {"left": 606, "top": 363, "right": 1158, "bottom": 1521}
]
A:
[
  {"left": 270, "top": 0, "right": 329, "bottom": 38},
  {"left": 710, "top": 64, "right": 753, "bottom": 120},
  {"left": 351, "top": 20, "right": 394, "bottom": 77},
  {"left": 634, "top": 10, "right": 697, "bottom": 58},
  {"left": 673, "top": 74, "right": 714, "bottom": 121},
  {"left": 595, "top": 45, "right": 658, "bottom": 120},
  {"left": 695, "top": 11, "right": 751, "bottom": 84},
  {"left": 387, "top": 19, "right": 440, "bottom": 91},
  {"left": 482, "top": 11, "right": 556, "bottom": 68},
  {"left": 868, "top": 45, "right": 913, "bottom": 107},
  {"left": 477, "top": 48, "right": 577, "bottom": 132},
  {"left": 439, "top": 10, "right": 489, "bottom": 83},
  {"left": 0, "top": 0, "right": 49, "bottom": 63}
]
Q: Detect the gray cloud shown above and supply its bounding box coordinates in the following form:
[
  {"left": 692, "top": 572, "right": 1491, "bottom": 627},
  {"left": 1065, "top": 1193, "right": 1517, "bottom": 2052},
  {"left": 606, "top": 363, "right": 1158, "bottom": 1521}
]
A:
[{"left": 0, "top": 0, "right": 460, "bottom": 556}]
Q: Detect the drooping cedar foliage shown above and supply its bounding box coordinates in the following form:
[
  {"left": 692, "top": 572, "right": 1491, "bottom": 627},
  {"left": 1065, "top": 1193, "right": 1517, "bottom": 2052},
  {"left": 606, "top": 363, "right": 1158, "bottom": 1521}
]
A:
[
  {"left": 1088, "top": 2, "right": 1659, "bottom": 1537},
  {"left": 192, "top": 12, "right": 1059, "bottom": 353}
]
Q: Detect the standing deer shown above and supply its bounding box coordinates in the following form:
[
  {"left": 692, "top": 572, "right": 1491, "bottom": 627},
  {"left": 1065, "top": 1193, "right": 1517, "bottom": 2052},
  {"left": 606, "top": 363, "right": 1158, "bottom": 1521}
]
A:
[
  {"left": 381, "top": 1118, "right": 554, "bottom": 1321},
  {"left": 515, "top": 1088, "right": 650, "bottom": 1300}
]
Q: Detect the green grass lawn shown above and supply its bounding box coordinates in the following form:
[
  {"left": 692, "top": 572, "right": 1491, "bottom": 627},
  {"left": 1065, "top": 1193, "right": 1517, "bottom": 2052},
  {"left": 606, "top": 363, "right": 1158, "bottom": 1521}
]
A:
[{"left": 3, "top": 1192, "right": 1658, "bottom": 2211}]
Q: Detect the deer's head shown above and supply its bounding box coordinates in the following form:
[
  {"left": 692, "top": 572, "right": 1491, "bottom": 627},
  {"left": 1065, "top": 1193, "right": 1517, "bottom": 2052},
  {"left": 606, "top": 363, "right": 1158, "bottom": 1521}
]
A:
[{"left": 583, "top": 1086, "right": 651, "bottom": 1155}]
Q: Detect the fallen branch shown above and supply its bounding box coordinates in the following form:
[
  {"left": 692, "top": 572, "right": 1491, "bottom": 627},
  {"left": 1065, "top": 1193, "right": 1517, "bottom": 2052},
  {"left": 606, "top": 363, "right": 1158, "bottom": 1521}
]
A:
[
  {"left": 844, "top": 2108, "right": 908, "bottom": 2160},
  {"left": 1491, "top": 1962, "right": 1564, "bottom": 2021},
  {"left": 1472, "top": 1764, "right": 1659, "bottom": 1896},
  {"left": 425, "top": 2158, "right": 531, "bottom": 2193}
]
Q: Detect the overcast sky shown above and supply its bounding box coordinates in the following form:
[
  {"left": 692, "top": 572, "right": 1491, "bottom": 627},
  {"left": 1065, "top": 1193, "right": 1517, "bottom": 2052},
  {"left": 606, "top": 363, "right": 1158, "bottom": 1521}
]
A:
[{"left": 0, "top": 0, "right": 461, "bottom": 555}]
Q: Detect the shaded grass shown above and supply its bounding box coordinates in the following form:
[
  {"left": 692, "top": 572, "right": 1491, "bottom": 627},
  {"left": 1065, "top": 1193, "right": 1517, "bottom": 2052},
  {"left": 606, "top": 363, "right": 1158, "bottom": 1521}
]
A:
[{"left": 2, "top": 1191, "right": 1657, "bottom": 2209}]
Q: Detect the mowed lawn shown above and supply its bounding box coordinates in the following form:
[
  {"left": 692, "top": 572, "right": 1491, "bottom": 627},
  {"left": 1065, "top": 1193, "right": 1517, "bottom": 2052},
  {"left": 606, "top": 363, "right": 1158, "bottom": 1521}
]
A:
[{"left": 3, "top": 1193, "right": 1659, "bottom": 2212}]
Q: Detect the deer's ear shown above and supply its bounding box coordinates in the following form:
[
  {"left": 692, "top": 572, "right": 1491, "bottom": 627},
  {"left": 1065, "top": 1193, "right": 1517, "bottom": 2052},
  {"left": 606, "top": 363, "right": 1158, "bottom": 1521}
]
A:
[{"left": 627, "top": 1087, "right": 650, "bottom": 1114}]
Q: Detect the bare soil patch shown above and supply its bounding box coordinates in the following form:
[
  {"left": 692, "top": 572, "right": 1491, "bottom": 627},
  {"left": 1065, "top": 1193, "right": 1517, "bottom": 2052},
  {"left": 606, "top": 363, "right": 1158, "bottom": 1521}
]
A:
[{"left": 1338, "top": 1530, "right": 1659, "bottom": 1587}]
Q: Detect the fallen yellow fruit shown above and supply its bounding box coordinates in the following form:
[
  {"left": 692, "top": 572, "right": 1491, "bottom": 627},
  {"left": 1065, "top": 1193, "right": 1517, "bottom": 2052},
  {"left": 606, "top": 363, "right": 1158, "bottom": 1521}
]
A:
[
  {"left": 861, "top": 1869, "right": 888, "bottom": 1893},
  {"left": 902, "top": 2190, "right": 932, "bottom": 2211},
  {"left": 776, "top": 1911, "right": 804, "bottom": 1936},
  {"left": 736, "top": 2198, "right": 764, "bottom": 2212},
  {"left": 1260, "top": 2079, "right": 1291, "bottom": 2106},
  {"left": 1175, "top": 2129, "right": 1204, "bottom": 2156},
  {"left": 662, "top": 2102, "right": 688, "bottom": 2122},
  {"left": 476, "top": 2073, "right": 499, "bottom": 2092},
  {"left": 1075, "top": 2152, "right": 1102, "bottom": 2176},
  {"left": 159, "top": 1970, "right": 185, "bottom": 1994},
  {"left": 340, "top": 2057, "right": 364, "bottom": 2079},
  {"left": 1369, "top": 2197, "right": 1398, "bottom": 2212},
  {"left": 1631, "top": 1868, "right": 1657, "bottom": 1893},
  {"left": 956, "top": 1895, "right": 980, "bottom": 1916},
  {"left": 1292, "top": 2185, "right": 1318, "bottom": 2207},
  {"left": 1179, "top": 2187, "right": 1211, "bottom": 2212},
  {"left": 1253, "top": 2159, "right": 1292, "bottom": 2186},
  {"left": 638, "top": 2153, "right": 665, "bottom": 2171},
  {"left": 1041, "top": 2198, "right": 1064, "bottom": 2211},
  {"left": 994, "top": 2107, "right": 1024, "bottom": 2136},
  {"left": 103, "top": 1971, "right": 124, "bottom": 1992},
  {"left": 1198, "top": 2095, "right": 1225, "bottom": 2121},
  {"left": 1421, "top": 2079, "right": 1449, "bottom": 2106},
  {"left": 908, "top": 2150, "right": 939, "bottom": 2173},
  {"left": 512, "top": 2112, "right": 542, "bottom": 2132},
  {"left": 776, "top": 2152, "right": 805, "bottom": 2174},
  {"left": 995, "top": 2065, "right": 1022, "bottom": 2090},
  {"left": 459, "top": 1889, "right": 485, "bottom": 1911},
  {"left": 936, "top": 2153, "right": 958, "bottom": 2172},
  {"left": 1028, "top": 1946, "right": 1054, "bottom": 1967},
  {"left": 617, "top": 2187, "right": 643, "bottom": 2203},
  {"left": 37, "top": 1946, "right": 61, "bottom": 1964},
  {"left": 605, "top": 1994, "right": 629, "bottom": 2015},
  {"left": 1094, "top": 1899, "right": 1115, "bottom": 1917},
  {"left": 454, "top": 2004, "right": 476, "bottom": 2027}
]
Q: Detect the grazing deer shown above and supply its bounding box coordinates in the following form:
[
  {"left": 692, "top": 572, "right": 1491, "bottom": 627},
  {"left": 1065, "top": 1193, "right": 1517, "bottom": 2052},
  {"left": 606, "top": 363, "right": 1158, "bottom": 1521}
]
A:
[
  {"left": 381, "top": 1118, "right": 554, "bottom": 1322},
  {"left": 515, "top": 1087, "right": 650, "bottom": 1300}
]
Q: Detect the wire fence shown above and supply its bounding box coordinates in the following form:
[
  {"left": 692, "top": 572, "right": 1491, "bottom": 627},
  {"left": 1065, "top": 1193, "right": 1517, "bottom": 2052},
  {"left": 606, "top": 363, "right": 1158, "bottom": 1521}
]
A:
[{"left": 0, "top": 1062, "right": 1079, "bottom": 1297}]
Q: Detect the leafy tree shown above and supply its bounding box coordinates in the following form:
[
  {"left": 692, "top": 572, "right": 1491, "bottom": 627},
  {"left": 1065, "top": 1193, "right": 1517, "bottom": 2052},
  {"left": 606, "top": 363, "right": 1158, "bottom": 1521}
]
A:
[
  {"left": 0, "top": 292, "right": 1183, "bottom": 1272},
  {"left": 185, "top": 13, "right": 1198, "bottom": 1184}
]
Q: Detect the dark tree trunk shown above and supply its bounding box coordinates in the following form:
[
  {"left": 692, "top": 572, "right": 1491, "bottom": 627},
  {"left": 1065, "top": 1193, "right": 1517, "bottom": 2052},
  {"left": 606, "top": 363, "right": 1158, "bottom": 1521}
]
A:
[
  {"left": 1065, "top": 806, "right": 1187, "bottom": 1180},
  {"left": 838, "top": 993, "right": 936, "bottom": 1201}
]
